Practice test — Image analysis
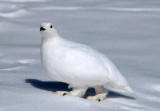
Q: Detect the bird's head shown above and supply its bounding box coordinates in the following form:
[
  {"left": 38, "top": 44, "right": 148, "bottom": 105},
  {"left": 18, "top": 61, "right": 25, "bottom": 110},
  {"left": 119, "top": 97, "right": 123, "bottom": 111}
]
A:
[{"left": 40, "top": 22, "right": 58, "bottom": 39}]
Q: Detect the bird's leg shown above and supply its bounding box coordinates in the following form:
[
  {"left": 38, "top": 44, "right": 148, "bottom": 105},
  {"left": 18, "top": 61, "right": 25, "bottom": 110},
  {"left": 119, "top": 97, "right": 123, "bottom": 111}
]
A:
[
  {"left": 66, "top": 88, "right": 87, "bottom": 98},
  {"left": 86, "top": 86, "right": 108, "bottom": 102}
]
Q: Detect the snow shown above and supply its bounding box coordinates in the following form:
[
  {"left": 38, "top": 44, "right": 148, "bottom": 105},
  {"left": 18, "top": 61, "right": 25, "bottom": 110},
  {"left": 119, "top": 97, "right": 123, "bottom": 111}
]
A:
[{"left": 0, "top": 0, "right": 160, "bottom": 111}]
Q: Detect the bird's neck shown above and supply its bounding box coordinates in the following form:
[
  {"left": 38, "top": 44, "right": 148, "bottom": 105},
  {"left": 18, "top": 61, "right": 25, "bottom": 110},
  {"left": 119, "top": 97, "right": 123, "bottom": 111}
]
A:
[
  {"left": 42, "top": 31, "right": 60, "bottom": 42},
  {"left": 42, "top": 33, "right": 61, "bottom": 49}
]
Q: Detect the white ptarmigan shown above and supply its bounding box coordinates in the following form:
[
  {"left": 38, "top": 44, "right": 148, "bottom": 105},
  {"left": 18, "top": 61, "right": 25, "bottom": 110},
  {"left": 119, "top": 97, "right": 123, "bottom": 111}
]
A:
[{"left": 40, "top": 22, "right": 135, "bottom": 102}]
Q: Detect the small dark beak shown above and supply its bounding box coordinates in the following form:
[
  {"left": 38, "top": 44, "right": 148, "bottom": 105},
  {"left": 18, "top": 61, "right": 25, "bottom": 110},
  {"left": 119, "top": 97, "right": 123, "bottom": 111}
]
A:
[{"left": 40, "top": 27, "right": 46, "bottom": 31}]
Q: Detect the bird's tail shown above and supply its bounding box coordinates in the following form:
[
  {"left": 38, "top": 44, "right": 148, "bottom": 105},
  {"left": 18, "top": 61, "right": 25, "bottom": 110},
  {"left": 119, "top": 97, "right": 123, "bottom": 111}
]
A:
[{"left": 123, "top": 86, "right": 136, "bottom": 95}]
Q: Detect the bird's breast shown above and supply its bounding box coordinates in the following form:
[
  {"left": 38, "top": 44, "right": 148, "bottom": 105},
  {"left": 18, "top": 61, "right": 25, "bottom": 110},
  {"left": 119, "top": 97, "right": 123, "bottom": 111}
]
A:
[{"left": 41, "top": 41, "right": 65, "bottom": 81}]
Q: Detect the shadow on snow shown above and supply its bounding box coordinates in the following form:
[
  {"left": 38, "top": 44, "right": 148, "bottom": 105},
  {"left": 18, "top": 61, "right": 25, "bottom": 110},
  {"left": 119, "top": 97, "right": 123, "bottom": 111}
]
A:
[{"left": 25, "top": 79, "right": 135, "bottom": 99}]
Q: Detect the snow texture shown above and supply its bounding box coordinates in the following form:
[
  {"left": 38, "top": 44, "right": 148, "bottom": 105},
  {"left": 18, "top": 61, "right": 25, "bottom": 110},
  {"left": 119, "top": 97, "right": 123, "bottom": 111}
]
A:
[{"left": 0, "top": 0, "right": 160, "bottom": 111}]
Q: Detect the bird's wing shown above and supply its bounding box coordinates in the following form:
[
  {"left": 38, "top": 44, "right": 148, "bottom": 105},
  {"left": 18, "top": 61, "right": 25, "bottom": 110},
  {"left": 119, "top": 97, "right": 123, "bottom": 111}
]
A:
[
  {"left": 55, "top": 40, "right": 130, "bottom": 89},
  {"left": 56, "top": 40, "right": 134, "bottom": 93},
  {"left": 69, "top": 43, "right": 130, "bottom": 89},
  {"left": 99, "top": 54, "right": 129, "bottom": 88}
]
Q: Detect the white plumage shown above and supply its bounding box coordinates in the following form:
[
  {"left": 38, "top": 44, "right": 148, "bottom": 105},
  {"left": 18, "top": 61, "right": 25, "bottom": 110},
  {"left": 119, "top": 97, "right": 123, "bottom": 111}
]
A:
[{"left": 40, "top": 22, "right": 135, "bottom": 101}]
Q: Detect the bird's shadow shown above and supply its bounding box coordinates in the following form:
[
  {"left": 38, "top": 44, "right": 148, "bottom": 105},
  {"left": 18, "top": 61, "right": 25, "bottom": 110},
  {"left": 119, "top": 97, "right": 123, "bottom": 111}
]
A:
[{"left": 25, "top": 79, "right": 135, "bottom": 99}]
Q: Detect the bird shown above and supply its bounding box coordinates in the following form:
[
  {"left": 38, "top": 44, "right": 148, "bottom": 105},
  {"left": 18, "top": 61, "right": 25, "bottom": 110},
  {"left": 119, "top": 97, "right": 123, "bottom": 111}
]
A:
[{"left": 40, "top": 22, "right": 135, "bottom": 102}]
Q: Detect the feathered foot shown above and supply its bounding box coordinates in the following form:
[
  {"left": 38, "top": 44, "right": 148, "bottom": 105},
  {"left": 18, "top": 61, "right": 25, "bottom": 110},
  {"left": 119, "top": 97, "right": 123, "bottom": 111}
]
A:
[
  {"left": 66, "top": 88, "right": 87, "bottom": 97},
  {"left": 85, "top": 86, "right": 108, "bottom": 102},
  {"left": 55, "top": 88, "right": 87, "bottom": 98},
  {"left": 55, "top": 91, "right": 69, "bottom": 96},
  {"left": 86, "top": 93, "right": 107, "bottom": 102}
]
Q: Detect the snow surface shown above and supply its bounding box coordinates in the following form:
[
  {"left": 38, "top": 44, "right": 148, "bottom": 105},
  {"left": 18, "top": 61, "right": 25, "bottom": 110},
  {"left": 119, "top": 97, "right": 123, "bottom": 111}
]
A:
[{"left": 0, "top": 0, "right": 160, "bottom": 111}]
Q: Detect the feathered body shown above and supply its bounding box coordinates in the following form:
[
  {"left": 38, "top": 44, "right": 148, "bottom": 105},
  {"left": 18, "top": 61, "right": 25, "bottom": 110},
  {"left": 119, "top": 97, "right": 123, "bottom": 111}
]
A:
[{"left": 40, "top": 22, "right": 134, "bottom": 94}]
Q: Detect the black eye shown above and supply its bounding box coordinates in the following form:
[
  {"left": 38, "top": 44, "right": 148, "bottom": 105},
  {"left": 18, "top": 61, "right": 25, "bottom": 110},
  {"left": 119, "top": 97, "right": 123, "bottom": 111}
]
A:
[{"left": 50, "top": 25, "right": 53, "bottom": 28}]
